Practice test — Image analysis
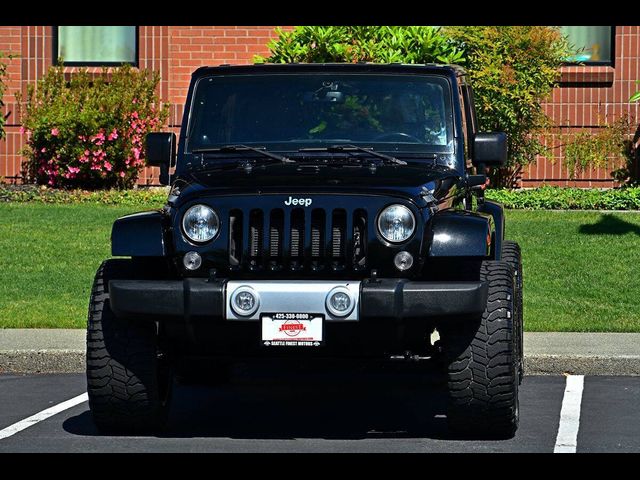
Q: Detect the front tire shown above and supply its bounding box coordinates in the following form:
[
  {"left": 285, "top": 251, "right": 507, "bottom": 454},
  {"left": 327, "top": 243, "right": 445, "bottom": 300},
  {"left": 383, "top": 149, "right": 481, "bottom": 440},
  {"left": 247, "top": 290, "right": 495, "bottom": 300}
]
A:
[
  {"left": 501, "top": 241, "right": 524, "bottom": 384},
  {"left": 441, "top": 260, "right": 519, "bottom": 439},
  {"left": 86, "top": 259, "right": 173, "bottom": 434}
]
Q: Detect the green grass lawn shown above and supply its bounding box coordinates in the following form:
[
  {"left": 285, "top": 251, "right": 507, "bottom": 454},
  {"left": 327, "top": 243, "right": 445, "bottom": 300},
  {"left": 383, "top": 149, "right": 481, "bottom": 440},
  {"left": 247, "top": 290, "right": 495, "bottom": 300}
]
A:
[
  {"left": 507, "top": 210, "right": 640, "bottom": 332},
  {"left": 0, "top": 204, "right": 146, "bottom": 329},
  {"left": 1, "top": 204, "right": 639, "bottom": 331}
]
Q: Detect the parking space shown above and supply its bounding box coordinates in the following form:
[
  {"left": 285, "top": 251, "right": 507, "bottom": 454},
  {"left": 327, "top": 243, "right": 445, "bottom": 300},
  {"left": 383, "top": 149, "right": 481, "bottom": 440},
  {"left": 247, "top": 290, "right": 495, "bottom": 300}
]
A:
[
  {"left": 0, "top": 374, "right": 86, "bottom": 431},
  {"left": 578, "top": 377, "right": 640, "bottom": 453},
  {"left": 0, "top": 372, "right": 638, "bottom": 452}
]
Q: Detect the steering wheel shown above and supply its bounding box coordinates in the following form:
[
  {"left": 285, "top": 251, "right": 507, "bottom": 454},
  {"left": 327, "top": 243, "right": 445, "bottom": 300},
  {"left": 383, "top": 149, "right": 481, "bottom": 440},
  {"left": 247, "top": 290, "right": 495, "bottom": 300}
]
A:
[{"left": 372, "top": 132, "right": 422, "bottom": 143}]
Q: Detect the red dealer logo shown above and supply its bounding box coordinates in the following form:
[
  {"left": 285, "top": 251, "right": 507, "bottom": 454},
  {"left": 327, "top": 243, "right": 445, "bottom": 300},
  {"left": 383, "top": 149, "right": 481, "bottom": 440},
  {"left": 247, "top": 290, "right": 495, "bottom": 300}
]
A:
[{"left": 279, "top": 320, "right": 307, "bottom": 337}]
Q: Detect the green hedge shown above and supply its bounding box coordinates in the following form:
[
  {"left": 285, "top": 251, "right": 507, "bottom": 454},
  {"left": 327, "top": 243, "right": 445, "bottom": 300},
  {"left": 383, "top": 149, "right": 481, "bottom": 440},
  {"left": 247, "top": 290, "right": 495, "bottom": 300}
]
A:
[
  {"left": 0, "top": 185, "right": 168, "bottom": 207},
  {"left": 2, "top": 185, "right": 640, "bottom": 211},
  {"left": 486, "top": 186, "right": 640, "bottom": 210}
]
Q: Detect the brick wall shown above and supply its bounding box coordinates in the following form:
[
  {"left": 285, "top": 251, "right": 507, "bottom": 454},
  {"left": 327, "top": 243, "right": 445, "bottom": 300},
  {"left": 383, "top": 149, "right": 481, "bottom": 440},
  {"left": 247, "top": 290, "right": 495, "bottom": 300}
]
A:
[
  {"left": 167, "top": 26, "right": 287, "bottom": 107},
  {"left": 1, "top": 25, "right": 638, "bottom": 187},
  {"left": 525, "top": 26, "right": 640, "bottom": 187}
]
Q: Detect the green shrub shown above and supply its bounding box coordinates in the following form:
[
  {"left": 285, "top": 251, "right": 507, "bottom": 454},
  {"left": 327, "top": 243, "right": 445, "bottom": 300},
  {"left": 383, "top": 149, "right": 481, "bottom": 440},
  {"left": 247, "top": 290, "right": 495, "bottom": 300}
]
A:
[
  {"left": 0, "top": 185, "right": 168, "bottom": 206},
  {"left": 486, "top": 186, "right": 640, "bottom": 210},
  {"left": 560, "top": 115, "right": 634, "bottom": 182},
  {"left": 443, "top": 27, "right": 571, "bottom": 187},
  {"left": 18, "top": 64, "right": 169, "bottom": 189},
  {"left": 631, "top": 81, "right": 640, "bottom": 103},
  {"left": 256, "top": 26, "right": 464, "bottom": 65},
  {"left": 0, "top": 52, "right": 12, "bottom": 141}
]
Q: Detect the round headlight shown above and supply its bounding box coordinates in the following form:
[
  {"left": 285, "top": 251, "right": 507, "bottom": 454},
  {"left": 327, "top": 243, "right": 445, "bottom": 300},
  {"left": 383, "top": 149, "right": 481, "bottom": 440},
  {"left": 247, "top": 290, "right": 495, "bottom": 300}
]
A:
[
  {"left": 182, "top": 204, "right": 220, "bottom": 243},
  {"left": 377, "top": 204, "right": 416, "bottom": 243}
]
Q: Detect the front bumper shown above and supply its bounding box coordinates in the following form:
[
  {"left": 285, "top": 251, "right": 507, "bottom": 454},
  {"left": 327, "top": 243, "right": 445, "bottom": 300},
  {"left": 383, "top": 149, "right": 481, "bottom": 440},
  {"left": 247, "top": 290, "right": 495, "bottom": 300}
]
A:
[{"left": 108, "top": 277, "right": 488, "bottom": 322}]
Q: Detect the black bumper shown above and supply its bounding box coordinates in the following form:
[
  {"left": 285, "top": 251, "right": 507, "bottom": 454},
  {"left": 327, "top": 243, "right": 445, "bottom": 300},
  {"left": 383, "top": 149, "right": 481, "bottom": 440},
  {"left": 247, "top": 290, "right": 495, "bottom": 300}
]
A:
[
  {"left": 108, "top": 278, "right": 487, "bottom": 321},
  {"left": 360, "top": 279, "right": 487, "bottom": 320}
]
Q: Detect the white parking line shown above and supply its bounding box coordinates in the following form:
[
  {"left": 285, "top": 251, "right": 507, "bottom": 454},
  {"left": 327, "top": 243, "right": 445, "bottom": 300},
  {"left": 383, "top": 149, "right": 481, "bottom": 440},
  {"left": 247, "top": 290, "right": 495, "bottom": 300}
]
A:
[
  {"left": 0, "top": 393, "right": 88, "bottom": 441},
  {"left": 554, "top": 375, "right": 585, "bottom": 453}
]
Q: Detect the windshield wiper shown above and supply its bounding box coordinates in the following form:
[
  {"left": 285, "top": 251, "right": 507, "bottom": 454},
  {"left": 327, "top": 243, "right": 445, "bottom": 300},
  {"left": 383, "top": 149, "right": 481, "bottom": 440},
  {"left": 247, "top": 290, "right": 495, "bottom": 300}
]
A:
[
  {"left": 298, "top": 145, "right": 407, "bottom": 166},
  {"left": 192, "top": 145, "right": 295, "bottom": 164}
]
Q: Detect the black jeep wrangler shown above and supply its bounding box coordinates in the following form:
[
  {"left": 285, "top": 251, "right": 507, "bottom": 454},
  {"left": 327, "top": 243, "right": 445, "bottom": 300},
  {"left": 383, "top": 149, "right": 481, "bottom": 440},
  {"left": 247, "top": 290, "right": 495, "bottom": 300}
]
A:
[{"left": 86, "top": 63, "right": 523, "bottom": 438}]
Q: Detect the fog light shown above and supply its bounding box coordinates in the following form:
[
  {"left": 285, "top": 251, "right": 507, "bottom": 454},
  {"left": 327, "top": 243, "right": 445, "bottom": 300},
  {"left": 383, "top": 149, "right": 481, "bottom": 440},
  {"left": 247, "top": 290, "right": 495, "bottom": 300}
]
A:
[
  {"left": 394, "top": 251, "right": 414, "bottom": 271},
  {"left": 230, "top": 287, "right": 260, "bottom": 317},
  {"left": 183, "top": 251, "right": 202, "bottom": 271},
  {"left": 326, "top": 287, "right": 355, "bottom": 317}
]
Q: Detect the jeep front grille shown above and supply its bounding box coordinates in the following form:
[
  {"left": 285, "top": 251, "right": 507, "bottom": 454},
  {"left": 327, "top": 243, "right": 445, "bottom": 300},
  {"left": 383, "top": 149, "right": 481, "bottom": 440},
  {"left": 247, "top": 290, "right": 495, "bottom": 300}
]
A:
[{"left": 228, "top": 208, "right": 367, "bottom": 273}]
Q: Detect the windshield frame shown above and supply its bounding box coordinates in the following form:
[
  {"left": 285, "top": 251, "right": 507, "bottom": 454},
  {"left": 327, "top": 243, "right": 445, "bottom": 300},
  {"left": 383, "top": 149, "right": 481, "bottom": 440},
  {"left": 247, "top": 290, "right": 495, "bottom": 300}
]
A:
[{"left": 183, "top": 72, "right": 458, "bottom": 158}]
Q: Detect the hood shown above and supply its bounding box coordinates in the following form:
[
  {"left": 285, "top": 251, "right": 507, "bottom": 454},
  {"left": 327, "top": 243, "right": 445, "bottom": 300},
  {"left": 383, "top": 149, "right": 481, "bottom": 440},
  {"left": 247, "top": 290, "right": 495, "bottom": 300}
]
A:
[{"left": 174, "top": 162, "right": 461, "bottom": 205}]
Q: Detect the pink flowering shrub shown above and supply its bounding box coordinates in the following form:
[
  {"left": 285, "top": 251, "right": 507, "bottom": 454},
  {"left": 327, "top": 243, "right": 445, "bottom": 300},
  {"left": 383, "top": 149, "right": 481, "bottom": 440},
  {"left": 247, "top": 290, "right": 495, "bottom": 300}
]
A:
[{"left": 19, "top": 64, "right": 169, "bottom": 189}]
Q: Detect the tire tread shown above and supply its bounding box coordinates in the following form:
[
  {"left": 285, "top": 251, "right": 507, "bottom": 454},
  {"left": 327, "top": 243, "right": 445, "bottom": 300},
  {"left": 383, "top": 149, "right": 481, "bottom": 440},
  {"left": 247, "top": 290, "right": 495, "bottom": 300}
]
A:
[
  {"left": 86, "top": 259, "right": 170, "bottom": 434},
  {"left": 444, "top": 261, "right": 519, "bottom": 438}
]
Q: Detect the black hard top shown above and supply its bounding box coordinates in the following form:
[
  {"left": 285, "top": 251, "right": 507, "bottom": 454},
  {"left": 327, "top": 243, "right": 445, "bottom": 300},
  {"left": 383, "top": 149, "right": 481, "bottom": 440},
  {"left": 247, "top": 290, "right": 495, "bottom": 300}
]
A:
[{"left": 191, "top": 62, "right": 466, "bottom": 78}]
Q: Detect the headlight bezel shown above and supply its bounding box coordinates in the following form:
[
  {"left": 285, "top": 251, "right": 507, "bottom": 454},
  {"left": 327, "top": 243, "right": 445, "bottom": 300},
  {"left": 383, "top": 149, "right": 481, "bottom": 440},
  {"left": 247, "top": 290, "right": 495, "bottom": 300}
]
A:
[
  {"left": 181, "top": 204, "right": 220, "bottom": 244},
  {"left": 376, "top": 204, "right": 416, "bottom": 244}
]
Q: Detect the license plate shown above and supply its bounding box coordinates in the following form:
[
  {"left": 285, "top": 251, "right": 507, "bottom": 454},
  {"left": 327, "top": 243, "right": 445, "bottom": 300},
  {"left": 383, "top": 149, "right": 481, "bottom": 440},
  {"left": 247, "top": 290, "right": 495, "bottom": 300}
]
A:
[{"left": 261, "top": 313, "right": 324, "bottom": 347}]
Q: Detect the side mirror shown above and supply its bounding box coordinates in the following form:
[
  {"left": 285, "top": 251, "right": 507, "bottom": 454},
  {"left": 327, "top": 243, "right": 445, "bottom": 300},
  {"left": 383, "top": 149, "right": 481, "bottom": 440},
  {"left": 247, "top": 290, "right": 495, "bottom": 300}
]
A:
[
  {"left": 146, "top": 132, "right": 176, "bottom": 167},
  {"left": 473, "top": 132, "right": 508, "bottom": 168},
  {"left": 146, "top": 132, "right": 176, "bottom": 186}
]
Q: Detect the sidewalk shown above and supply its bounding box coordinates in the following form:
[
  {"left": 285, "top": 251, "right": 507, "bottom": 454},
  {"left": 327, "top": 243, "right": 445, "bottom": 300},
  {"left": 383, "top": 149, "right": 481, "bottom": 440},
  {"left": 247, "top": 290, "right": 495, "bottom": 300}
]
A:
[{"left": 1, "top": 329, "right": 640, "bottom": 375}]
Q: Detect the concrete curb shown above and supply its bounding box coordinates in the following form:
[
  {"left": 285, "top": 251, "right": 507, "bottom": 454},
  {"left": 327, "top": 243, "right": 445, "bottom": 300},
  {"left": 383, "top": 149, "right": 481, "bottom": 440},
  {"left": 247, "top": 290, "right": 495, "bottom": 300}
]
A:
[
  {"left": 2, "top": 330, "right": 640, "bottom": 375},
  {"left": 0, "top": 329, "right": 86, "bottom": 374},
  {"left": 525, "top": 355, "right": 640, "bottom": 376},
  {"left": 0, "top": 351, "right": 85, "bottom": 374}
]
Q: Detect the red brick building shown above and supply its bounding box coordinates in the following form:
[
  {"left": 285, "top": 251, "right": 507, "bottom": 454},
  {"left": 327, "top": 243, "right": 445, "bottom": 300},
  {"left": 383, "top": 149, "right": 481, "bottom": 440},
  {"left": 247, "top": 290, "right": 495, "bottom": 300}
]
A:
[{"left": 1, "top": 26, "right": 638, "bottom": 187}]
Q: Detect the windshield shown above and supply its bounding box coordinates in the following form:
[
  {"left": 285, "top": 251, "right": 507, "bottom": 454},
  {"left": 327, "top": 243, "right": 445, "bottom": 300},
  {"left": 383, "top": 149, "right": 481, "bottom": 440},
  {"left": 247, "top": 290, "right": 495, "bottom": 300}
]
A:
[{"left": 187, "top": 74, "right": 455, "bottom": 155}]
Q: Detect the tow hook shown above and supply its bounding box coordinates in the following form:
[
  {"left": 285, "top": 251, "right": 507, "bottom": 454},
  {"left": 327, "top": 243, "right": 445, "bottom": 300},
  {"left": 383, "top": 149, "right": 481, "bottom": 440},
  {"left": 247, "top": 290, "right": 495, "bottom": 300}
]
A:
[{"left": 389, "top": 351, "right": 431, "bottom": 362}]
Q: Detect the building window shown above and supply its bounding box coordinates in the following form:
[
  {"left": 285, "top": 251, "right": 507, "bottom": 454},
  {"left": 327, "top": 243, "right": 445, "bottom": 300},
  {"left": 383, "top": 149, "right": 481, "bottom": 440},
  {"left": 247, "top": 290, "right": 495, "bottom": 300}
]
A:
[
  {"left": 54, "top": 26, "right": 137, "bottom": 66},
  {"left": 561, "top": 26, "right": 614, "bottom": 65}
]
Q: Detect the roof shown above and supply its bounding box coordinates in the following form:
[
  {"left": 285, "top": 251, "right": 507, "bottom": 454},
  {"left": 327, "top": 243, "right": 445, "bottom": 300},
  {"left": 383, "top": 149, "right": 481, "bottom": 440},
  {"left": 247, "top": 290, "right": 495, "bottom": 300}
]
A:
[{"left": 191, "top": 62, "right": 467, "bottom": 78}]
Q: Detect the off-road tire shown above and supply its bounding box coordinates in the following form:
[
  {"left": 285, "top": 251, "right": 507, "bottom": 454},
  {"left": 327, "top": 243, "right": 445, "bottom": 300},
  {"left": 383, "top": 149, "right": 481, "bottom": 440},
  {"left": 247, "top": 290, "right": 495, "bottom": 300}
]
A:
[
  {"left": 501, "top": 241, "right": 524, "bottom": 384},
  {"left": 442, "top": 260, "right": 519, "bottom": 439},
  {"left": 86, "top": 259, "right": 173, "bottom": 434}
]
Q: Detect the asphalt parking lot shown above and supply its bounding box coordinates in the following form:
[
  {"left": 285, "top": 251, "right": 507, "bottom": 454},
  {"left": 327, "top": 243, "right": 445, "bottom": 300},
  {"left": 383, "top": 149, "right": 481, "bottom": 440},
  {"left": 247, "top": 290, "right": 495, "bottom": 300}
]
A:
[{"left": 0, "top": 369, "right": 639, "bottom": 453}]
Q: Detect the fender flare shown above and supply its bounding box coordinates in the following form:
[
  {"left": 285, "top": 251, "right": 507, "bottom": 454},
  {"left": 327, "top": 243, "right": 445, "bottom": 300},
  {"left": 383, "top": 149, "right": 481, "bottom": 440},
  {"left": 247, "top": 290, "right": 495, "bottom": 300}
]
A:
[
  {"left": 427, "top": 210, "right": 494, "bottom": 258},
  {"left": 477, "top": 200, "right": 504, "bottom": 260},
  {"left": 111, "top": 211, "right": 167, "bottom": 257}
]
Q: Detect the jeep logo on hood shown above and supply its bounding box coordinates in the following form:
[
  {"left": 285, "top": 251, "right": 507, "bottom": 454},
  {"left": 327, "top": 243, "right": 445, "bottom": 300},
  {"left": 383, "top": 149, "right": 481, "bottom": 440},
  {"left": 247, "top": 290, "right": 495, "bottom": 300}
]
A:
[{"left": 284, "top": 197, "right": 313, "bottom": 207}]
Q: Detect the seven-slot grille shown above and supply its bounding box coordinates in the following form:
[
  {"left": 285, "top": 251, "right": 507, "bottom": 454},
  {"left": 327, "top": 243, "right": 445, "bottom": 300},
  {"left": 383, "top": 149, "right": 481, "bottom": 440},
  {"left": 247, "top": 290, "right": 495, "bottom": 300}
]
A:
[{"left": 229, "top": 208, "right": 367, "bottom": 273}]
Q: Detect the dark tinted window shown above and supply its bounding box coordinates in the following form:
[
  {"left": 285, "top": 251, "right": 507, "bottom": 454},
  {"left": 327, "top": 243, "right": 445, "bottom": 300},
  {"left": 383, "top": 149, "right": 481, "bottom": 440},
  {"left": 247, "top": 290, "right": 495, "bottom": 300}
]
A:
[{"left": 188, "top": 74, "right": 454, "bottom": 153}]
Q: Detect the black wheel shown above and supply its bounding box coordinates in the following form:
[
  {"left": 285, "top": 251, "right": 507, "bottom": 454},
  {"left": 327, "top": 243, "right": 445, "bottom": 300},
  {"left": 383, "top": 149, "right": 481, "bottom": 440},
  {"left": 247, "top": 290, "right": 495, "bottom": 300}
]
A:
[
  {"left": 441, "top": 260, "right": 519, "bottom": 439},
  {"left": 86, "top": 259, "right": 173, "bottom": 434},
  {"left": 501, "top": 241, "right": 524, "bottom": 384}
]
